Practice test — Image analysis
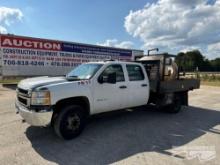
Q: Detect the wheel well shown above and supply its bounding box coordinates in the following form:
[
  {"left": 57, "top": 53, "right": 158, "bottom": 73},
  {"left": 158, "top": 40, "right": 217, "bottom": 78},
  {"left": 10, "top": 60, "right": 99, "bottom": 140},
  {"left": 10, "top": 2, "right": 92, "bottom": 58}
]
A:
[{"left": 53, "top": 96, "right": 90, "bottom": 118}]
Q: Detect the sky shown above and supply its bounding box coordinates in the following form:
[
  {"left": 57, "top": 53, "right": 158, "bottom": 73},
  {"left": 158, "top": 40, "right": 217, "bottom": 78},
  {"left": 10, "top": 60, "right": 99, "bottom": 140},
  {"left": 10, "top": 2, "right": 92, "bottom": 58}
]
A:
[{"left": 0, "top": 0, "right": 220, "bottom": 59}]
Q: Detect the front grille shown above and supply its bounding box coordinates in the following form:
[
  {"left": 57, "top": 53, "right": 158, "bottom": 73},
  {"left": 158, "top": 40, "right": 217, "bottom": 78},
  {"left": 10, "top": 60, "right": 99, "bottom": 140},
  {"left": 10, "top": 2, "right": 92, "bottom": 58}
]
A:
[
  {"left": 18, "top": 88, "right": 28, "bottom": 95},
  {"left": 18, "top": 96, "right": 27, "bottom": 105},
  {"left": 17, "top": 87, "right": 30, "bottom": 107}
]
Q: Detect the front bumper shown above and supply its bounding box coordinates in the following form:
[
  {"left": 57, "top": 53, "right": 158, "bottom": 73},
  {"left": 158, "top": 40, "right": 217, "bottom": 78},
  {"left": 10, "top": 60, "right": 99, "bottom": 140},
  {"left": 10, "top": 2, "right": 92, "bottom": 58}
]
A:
[{"left": 15, "top": 101, "right": 53, "bottom": 126}]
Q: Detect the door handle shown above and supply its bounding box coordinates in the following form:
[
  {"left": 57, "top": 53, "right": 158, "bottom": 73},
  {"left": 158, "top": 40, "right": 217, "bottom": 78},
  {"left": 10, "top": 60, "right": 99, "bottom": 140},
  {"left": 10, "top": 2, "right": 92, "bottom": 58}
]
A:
[
  {"left": 119, "top": 85, "right": 127, "bottom": 89},
  {"left": 141, "top": 84, "right": 148, "bottom": 87}
]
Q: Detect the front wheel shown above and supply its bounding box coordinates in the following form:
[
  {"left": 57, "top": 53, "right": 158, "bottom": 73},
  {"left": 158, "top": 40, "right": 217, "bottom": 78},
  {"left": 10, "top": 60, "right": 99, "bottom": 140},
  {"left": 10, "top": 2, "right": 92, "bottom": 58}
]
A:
[{"left": 53, "top": 105, "right": 86, "bottom": 140}]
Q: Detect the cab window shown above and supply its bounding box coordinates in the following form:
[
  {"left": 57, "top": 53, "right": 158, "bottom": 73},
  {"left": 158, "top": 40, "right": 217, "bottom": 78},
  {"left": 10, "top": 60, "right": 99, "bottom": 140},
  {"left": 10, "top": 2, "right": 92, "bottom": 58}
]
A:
[
  {"left": 126, "top": 64, "right": 145, "bottom": 81},
  {"left": 100, "top": 64, "right": 125, "bottom": 82}
]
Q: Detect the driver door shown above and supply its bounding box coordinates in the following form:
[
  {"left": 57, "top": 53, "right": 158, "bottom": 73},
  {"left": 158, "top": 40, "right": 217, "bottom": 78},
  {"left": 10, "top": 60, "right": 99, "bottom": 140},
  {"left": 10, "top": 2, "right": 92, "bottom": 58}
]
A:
[{"left": 93, "top": 64, "right": 128, "bottom": 113}]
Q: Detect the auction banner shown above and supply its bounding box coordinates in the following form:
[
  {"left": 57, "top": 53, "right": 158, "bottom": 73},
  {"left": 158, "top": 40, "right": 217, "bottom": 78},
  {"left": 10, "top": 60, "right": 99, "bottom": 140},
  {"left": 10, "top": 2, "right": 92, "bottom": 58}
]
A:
[{"left": 0, "top": 35, "right": 133, "bottom": 76}]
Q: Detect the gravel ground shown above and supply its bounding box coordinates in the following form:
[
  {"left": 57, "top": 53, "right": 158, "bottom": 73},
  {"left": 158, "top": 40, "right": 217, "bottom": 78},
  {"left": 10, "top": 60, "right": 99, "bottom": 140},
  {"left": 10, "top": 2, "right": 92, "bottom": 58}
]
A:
[{"left": 0, "top": 85, "right": 219, "bottom": 165}]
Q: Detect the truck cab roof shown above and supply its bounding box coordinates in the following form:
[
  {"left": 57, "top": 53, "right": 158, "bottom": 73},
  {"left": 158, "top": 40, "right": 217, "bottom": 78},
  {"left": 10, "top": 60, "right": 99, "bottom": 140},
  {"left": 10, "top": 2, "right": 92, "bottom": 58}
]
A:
[{"left": 87, "top": 60, "right": 140, "bottom": 65}]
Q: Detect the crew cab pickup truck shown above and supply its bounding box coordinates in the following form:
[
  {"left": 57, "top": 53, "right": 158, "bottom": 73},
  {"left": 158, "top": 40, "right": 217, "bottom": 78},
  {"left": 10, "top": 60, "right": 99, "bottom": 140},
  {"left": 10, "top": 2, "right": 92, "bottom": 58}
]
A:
[{"left": 16, "top": 54, "right": 200, "bottom": 140}]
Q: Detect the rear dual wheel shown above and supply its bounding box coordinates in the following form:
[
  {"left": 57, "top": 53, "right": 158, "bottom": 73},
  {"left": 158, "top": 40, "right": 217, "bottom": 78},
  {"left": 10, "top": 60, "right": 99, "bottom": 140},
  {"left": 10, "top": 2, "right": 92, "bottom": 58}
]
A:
[
  {"left": 158, "top": 92, "right": 189, "bottom": 113},
  {"left": 162, "top": 93, "right": 182, "bottom": 113}
]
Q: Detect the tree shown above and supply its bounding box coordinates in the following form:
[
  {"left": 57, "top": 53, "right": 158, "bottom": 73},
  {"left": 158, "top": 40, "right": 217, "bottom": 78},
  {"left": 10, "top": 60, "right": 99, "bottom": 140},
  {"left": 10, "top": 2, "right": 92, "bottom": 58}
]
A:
[
  {"left": 210, "top": 58, "right": 220, "bottom": 71},
  {"left": 175, "top": 50, "right": 218, "bottom": 72}
]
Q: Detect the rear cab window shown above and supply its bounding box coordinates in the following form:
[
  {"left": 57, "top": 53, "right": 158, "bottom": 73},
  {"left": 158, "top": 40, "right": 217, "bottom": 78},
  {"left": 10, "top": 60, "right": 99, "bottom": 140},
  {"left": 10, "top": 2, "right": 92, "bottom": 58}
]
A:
[{"left": 126, "top": 64, "right": 145, "bottom": 81}]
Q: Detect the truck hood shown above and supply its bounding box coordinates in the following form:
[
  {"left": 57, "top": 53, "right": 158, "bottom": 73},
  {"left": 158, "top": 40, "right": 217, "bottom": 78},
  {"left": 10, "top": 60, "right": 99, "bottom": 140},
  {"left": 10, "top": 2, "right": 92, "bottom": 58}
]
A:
[{"left": 17, "top": 76, "right": 67, "bottom": 90}]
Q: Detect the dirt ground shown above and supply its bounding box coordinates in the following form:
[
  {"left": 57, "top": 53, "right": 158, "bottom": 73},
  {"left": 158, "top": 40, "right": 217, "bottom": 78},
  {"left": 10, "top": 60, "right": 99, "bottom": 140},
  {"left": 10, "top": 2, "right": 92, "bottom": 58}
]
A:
[{"left": 0, "top": 85, "right": 219, "bottom": 165}]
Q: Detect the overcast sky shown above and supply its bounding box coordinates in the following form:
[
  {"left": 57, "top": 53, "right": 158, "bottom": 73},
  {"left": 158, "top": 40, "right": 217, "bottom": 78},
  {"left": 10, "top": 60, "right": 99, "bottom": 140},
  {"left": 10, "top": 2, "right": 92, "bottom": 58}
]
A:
[{"left": 0, "top": 0, "right": 220, "bottom": 59}]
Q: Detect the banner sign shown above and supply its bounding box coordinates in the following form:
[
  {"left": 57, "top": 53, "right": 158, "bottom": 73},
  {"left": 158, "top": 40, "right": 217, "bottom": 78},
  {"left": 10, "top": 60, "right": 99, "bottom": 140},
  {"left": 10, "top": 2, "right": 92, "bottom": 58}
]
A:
[{"left": 0, "top": 35, "right": 136, "bottom": 76}]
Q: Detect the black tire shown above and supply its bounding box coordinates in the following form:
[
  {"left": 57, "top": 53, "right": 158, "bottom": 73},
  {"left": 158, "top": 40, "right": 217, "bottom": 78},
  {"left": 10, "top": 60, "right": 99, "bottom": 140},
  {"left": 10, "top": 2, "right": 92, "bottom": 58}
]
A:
[
  {"left": 53, "top": 105, "right": 86, "bottom": 140},
  {"left": 163, "top": 93, "right": 182, "bottom": 113},
  {"left": 182, "top": 91, "right": 188, "bottom": 106}
]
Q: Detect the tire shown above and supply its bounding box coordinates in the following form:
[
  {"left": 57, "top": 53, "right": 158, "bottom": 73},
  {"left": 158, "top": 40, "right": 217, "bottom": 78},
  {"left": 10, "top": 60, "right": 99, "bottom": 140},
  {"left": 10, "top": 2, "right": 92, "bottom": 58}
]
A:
[
  {"left": 162, "top": 93, "right": 182, "bottom": 113},
  {"left": 182, "top": 92, "right": 188, "bottom": 106},
  {"left": 53, "top": 105, "right": 86, "bottom": 140}
]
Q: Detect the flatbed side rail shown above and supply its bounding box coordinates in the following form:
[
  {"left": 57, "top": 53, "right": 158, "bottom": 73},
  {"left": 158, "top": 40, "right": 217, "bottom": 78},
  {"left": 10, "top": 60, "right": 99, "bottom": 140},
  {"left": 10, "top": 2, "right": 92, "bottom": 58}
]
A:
[{"left": 159, "top": 79, "right": 200, "bottom": 93}]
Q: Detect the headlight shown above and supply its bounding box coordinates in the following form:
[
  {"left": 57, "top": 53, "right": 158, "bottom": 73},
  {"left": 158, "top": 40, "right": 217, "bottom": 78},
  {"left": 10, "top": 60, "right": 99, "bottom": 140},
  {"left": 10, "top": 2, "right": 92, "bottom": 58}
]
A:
[{"left": 31, "top": 91, "right": 51, "bottom": 105}]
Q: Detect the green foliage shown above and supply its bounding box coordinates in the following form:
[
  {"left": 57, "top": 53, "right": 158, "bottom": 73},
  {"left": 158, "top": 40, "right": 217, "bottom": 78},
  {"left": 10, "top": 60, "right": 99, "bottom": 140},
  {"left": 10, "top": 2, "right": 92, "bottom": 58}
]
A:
[
  {"left": 210, "top": 58, "right": 220, "bottom": 71},
  {"left": 202, "top": 73, "right": 209, "bottom": 81},
  {"left": 175, "top": 50, "right": 220, "bottom": 72}
]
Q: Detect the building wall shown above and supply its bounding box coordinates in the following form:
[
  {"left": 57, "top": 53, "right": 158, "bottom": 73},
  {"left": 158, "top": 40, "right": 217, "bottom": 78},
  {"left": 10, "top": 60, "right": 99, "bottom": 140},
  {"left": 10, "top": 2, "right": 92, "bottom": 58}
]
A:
[{"left": 0, "top": 34, "right": 143, "bottom": 77}]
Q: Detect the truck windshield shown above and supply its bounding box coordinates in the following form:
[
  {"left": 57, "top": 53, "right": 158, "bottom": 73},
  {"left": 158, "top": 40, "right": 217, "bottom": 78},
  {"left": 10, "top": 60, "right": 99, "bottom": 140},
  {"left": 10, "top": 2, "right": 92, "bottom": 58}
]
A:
[{"left": 66, "top": 63, "right": 103, "bottom": 80}]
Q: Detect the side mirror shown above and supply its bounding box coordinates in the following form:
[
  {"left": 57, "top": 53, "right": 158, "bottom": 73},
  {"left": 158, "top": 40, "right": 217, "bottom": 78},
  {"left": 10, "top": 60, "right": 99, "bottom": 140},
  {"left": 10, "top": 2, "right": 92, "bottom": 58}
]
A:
[{"left": 98, "top": 72, "right": 116, "bottom": 84}]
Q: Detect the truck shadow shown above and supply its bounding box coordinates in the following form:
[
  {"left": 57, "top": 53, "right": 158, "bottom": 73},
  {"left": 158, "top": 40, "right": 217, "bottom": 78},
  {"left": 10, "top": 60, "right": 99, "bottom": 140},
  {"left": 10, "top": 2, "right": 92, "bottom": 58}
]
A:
[{"left": 26, "top": 106, "right": 220, "bottom": 165}]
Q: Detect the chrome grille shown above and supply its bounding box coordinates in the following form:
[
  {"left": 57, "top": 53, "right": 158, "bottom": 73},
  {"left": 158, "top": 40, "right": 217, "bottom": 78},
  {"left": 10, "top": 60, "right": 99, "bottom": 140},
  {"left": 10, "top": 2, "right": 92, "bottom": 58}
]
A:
[
  {"left": 17, "top": 88, "right": 28, "bottom": 96},
  {"left": 17, "top": 88, "right": 30, "bottom": 107},
  {"left": 18, "top": 96, "right": 27, "bottom": 105}
]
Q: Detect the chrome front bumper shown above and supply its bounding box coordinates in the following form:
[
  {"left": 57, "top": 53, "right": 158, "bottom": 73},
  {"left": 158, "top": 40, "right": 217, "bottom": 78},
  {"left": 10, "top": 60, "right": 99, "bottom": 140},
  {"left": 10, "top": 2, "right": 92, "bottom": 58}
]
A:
[{"left": 15, "top": 101, "right": 53, "bottom": 126}]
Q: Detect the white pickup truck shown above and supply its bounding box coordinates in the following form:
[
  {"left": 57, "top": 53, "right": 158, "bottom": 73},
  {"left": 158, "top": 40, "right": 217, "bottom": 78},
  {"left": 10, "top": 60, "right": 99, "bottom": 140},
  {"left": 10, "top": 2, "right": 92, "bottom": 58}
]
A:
[
  {"left": 16, "top": 54, "right": 200, "bottom": 140},
  {"left": 16, "top": 61, "right": 149, "bottom": 139}
]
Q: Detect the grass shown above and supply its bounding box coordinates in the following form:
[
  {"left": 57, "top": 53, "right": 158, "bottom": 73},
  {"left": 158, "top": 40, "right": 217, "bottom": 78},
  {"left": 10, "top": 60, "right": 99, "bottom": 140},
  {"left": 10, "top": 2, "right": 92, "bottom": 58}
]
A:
[
  {"left": 185, "top": 72, "right": 220, "bottom": 87},
  {"left": 0, "top": 78, "right": 22, "bottom": 84},
  {"left": 201, "top": 80, "right": 220, "bottom": 87},
  {"left": 199, "top": 73, "right": 220, "bottom": 87}
]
